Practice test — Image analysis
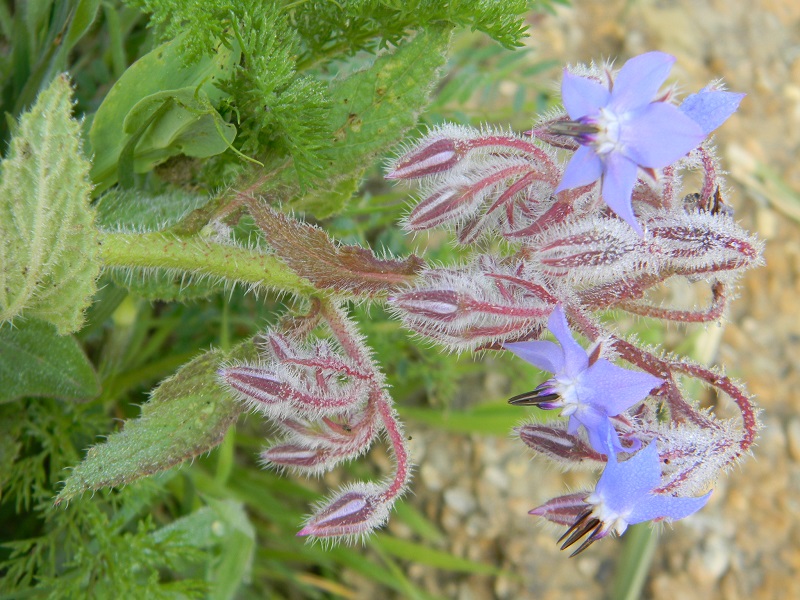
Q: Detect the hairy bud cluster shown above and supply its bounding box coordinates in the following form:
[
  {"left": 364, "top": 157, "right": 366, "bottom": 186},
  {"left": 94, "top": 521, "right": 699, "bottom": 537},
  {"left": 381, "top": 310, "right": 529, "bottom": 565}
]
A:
[
  {"left": 220, "top": 308, "right": 412, "bottom": 542},
  {"left": 387, "top": 52, "right": 762, "bottom": 556}
]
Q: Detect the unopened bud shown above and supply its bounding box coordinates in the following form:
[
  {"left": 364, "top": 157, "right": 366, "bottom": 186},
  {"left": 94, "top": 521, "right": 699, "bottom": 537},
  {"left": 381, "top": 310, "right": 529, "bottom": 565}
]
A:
[
  {"left": 218, "top": 365, "right": 283, "bottom": 406},
  {"left": 386, "top": 137, "right": 463, "bottom": 180},
  {"left": 262, "top": 443, "right": 329, "bottom": 471},
  {"left": 516, "top": 423, "right": 605, "bottom": 465},
  {"left": 388, "top": 290, "right": 461, "bottom": 322},
  {"left": 528, "top": 492, "right": 591, "bottom": 527},
  {"left": 297, "top": 483, "right": 390, "bottom": 540}
]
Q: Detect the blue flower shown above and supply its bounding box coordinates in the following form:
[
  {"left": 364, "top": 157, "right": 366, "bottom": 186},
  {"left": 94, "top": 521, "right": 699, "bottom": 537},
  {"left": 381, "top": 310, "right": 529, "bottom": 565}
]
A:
[
  {"left": 554, "top": 52, "right": 710, "bottom": 235},
  {"left": 558, "top": 441, "right": 712, "bottom": 556},
  {"left": 504, "top": 305, "right": 662, "bottom": 454}
]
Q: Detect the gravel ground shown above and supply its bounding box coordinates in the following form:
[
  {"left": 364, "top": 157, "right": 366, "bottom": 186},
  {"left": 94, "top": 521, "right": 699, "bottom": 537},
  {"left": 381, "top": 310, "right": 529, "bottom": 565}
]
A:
[{"left": 344, "top": 1, "right": 800, "bottom": 598}]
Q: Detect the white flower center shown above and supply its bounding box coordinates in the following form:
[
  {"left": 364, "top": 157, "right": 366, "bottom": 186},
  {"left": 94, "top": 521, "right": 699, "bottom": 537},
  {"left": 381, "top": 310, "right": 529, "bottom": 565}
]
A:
[
  {"left": 585, "top": 491, "right": 630, "bottom": 537},
  {"left": 590, "top": 107, "right": 624, "bottom": 156},
  {"left": 553, "top": 375, "right": 584, "bottom": 417}
]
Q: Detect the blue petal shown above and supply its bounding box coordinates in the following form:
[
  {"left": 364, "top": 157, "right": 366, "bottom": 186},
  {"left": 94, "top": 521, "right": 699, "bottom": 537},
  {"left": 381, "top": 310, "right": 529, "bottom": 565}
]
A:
[
  {"left": 597, "top": 442, "right": 663, "bottom": 513},
  {"left": 599, "top": 153, "right": 642, "bottom": 235},
  {"left": 555, "top": 145, "right": 603, "bottom": 194},
  {"left": 622, "top": 103, "right": 705, "bottom": 168},
  {"left": 580, "top": 360, "right": 663, "bottom": 416},
  {"left": 680, "top": 90, "right": 745, "bottom": 135},
  {"left": 575, "top": 410, "right": 622, "bottom": 455},
  {"left": 561, "top": 69, "right": 611, "bottom": 119},
  {"left": 611, "top": 52, "right": 675, "bottom": 112},
  {"left": 547, "top": 305, "right": 588, "bottom": 378},
  {"left": 504, "top": 341, "right": 564, "bottom": 374},
  {"left": 627, "top": 490, "right": 711, "bottom": 525}
]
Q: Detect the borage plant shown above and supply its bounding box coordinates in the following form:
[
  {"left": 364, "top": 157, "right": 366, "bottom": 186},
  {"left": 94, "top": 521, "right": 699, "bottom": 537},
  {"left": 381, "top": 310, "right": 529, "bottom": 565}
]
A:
[{"left": 0, "top": 3, "right": 761, "bottom": 595}]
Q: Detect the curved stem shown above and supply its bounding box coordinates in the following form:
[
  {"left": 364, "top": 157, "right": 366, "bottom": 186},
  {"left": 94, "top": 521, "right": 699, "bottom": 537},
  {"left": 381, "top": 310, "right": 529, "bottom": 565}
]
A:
[{"left": 317, "top": 298, "right": 411, "bottom": 503}]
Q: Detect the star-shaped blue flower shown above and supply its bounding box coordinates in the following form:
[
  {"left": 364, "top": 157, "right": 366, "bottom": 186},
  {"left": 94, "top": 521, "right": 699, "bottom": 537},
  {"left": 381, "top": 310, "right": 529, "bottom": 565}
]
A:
[
  {"left": 554, "top": 52, "right": 730, "bottom": 235},
  {"left": 504, "top": 305, "right": 662, "bottom": 454},
  {"left": 557, "top": 440, "right": 712, "bottom": 555}
]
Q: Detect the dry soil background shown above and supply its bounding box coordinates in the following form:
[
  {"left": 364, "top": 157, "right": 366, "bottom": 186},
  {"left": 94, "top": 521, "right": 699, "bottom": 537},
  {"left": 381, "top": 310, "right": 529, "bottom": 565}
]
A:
[{"left": 350, "top": 1, "right": 800, "bottom": 599}]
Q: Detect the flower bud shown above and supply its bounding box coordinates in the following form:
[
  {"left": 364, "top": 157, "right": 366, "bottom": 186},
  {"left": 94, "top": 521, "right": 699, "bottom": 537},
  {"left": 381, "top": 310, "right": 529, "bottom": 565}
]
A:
[
  {"left": 528, "top": 493, "right": 591, "bottom": 527},
  {"left": 386, "top": 137, "right": 464, "bottom": 180},
  {"left": 516, "top": 423, "right": 605, "bottom": 465},
  {"left": 297, "top": 483, "right": 390, "bottom": 540}
]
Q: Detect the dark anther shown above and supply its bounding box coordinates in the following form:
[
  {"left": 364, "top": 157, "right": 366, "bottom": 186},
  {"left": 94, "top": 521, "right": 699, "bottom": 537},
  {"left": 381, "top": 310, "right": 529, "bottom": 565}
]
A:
[
  {"left": 508, "top": 383, "right": 559, "bottom": 406},
  {"left": 558, "top": 509, "right": 603, "bottom": 556},
  {"left": 548, "top": 120, "right": 600, "bottom": 137}
]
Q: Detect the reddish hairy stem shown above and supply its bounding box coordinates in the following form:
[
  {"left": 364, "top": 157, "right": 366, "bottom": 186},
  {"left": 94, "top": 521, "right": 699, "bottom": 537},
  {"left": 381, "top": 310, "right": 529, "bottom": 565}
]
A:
[
  {"left": 467, "top": 135, "right": 557, "bottom": 174},
  {"left": 697, "top": 145, "right": 720, "bottom": 205},
  {"left": 578, "top": 274, "right": 668, "bottom": 310},
  {"left": 667, "top": 359, "right": 758, "bottom": 454},
  {"left": 486, "top": 169, "right": 556, "bottom": 214},
  {"left": 318, "top": 299, "right": 411, "bottom": 504},
  {"left": 614, "top": 281, "right": 729, "bottom": 323},
  {"left": 375, "top": 392, "right": 411, "bottom": 503}
]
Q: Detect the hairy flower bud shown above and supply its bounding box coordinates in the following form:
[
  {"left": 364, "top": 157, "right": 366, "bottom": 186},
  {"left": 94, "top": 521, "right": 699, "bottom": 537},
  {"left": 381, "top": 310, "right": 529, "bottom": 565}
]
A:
[
  {"left": 218, "top": 363, "right": 370, "bottom": 420},
  {"left": 529, "top": 493, "right": 590, "bottom": 527},
  {"left": 389, "top": 260, "right": 553, "bottom": 351},
  {"left": 516, "top": 423, "right": 605, "bottom": 465},
  {"left": 528, "top": 216, "right": 647, "bottom": 285},
  {"left": 386, "top": 136, "right": 465, "bottom": 180},
  {"left": 649, "top": 210, "right": 763, "bottom": 280},
  {"left": 298, "top": 483, "right": 391, "bottom": 541}
]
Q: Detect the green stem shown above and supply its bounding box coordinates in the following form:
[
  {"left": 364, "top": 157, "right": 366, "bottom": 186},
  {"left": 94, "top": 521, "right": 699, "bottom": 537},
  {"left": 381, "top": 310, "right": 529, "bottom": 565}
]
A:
[
  {"left": 610, "top": 524, "right": 658, "bottom": 600},
  {"left": 97, "top": 231, "right": 317, "bottom": 297}
]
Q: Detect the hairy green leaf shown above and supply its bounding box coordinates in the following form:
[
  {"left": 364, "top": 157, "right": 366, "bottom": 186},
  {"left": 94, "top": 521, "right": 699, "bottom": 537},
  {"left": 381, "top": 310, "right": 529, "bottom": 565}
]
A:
[
  {"left": 291, "top": 26, "right": 450, "bottom": 214},
  {"left": 56, "top": 341, "right": 257, "bottom": 503},
  {"left": 89, "top": 34, "right": 239, "bottom": 192},
  {"left": 95, "top": 188, "right": 212, "bottom": 231},
  {"left": 0, "top": 75, "right": 100, "bottom": 334},
  {"left": 0, "top": 319, "right": 100, "bottom": 403}
]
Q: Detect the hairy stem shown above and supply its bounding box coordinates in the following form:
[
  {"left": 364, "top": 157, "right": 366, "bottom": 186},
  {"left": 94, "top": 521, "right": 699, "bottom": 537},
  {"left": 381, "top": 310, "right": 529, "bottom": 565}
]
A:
[
  {"left": 318, "top": 299, "right": 411, "bottom": 503},
  {"left": 98, "top": 231, "right": 316, "bottom": 296}
]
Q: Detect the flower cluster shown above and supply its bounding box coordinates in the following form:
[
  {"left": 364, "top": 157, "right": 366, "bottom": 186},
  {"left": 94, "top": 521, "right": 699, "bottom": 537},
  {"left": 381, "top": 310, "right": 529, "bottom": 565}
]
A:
[
  {"left": 386, "top": 52, "right": 761, "bottom": 554},
  {"left": 223, "top": 52, "right": 761, "bottom": 553}
]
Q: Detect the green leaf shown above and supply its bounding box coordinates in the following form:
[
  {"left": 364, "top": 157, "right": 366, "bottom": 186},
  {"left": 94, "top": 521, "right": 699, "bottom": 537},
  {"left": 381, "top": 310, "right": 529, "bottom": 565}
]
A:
[
  {"left": 63, "top": 0, "right": 101, "bottom": 52},
  {"left": 95, "top": 188, "right": 212, "bottom": 231},
  {"left": 89, "top": 34, "right": 239, "bottom": 193},
  {"left": 117, "top": 87, "right": 237, "bottom": 188},
  {"left": 610, "top": 524, "right": 658, "bottom": 600},
  {"left": 152, "top": 498, "right": 255, "bottom": 600},
  {"left": 297, "top": 175, "right": 361, "bottom": 220},
  {"left": 291, "top": 26, "right": 450, "bottom": 214},
  {"left": 56, "top": 341, "right": 258, "bottom": 504},
  {"left": 372, "top": 535, "right": 505, "bottom": 576},
  {"left": 0, "top": 319, "right": 100, "bottom": 403},
  {"left": 400, "top": 401, "right": 532, "bottom": 436},
  {"left": 0, "top": 74, "right": 100, "bottom": 334}
]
